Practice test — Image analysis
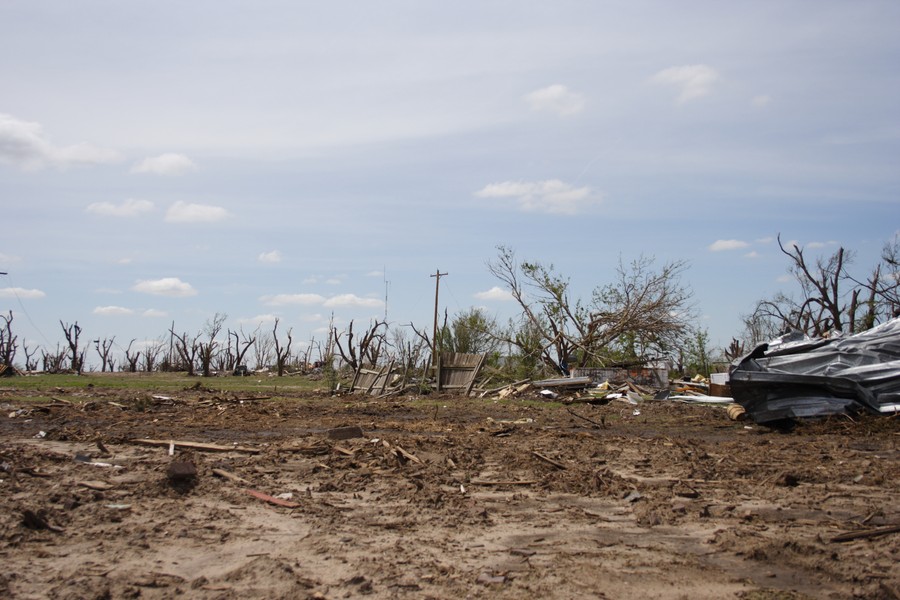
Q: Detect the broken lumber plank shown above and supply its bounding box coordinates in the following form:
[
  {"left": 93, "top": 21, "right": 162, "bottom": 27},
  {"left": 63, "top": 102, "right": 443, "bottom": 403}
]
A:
[
  {"left": 244, "top": 489, "right": 300, "bottom": 508},
  {"left": 532, "top": 451, "right": 567, "bottom": 470},
  {"left": 212, "top": 468, "right": 249, "bottom": 484},
  {"left": 78, "top": 480, "right": 115, "bottom": 491},
  {"left": 532, "top": 376, "right": 592, "bottom": 389},
  {"left": 469, "top": 479, "right": 538, "bottom": 486},
  {"left": 831, "top": 524, "right": 900, "bottom": 543},
  {"left": 393, "top": 444, "right": 423, "bottom": 465},
  {"left": 130, "top": 438, "right": 260, "bottom": 454},
  {"left": 332, "top": 445, "right": 356, "bottom": 456}
]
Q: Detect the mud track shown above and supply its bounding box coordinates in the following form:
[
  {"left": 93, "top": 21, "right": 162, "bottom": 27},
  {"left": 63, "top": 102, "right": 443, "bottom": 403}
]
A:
[{"left": 1, "top": 386, "right": 898, "bottom": 599}]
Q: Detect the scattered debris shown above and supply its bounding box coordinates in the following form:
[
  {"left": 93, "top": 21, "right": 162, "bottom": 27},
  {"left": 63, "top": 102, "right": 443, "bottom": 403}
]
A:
[
  {"left": 476, "top": 572, "right": 507, "bottom": 585},
  {"left": 244, "top": 489, "right": 300, "bottom": 508},
  {"left": 326, "top": 426, "right": 365, "bottom": 440},
  {"left": 21, "top": 509, "right": 64, "bottom": 533},
  {"left": 726, "top": 403, "right": 747, "bottom": 421},
  {"left": 532, "top": 451, "right": 566, "bottom": 470},
  {"left": 166, "top": 460, "right": 198, "bottom": 482}
]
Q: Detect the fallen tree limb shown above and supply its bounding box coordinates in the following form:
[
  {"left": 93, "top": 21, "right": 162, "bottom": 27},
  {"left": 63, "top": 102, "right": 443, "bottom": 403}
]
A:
[{"left": 565, "top": 407, "right": 605, "bottom": 428}]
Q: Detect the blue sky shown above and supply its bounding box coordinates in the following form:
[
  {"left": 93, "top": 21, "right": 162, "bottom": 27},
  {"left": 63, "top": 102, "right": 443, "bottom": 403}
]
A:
[{"left": 1, "top": 1, "right": 898, "bottom": 366}]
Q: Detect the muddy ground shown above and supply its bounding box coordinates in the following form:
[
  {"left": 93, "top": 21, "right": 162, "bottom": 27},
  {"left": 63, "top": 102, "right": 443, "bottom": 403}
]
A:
[{"left": 0, "top": 384, "right": 898, "bottom": 600}]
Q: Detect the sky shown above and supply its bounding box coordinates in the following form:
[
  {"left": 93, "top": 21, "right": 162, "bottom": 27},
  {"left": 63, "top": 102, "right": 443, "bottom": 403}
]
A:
[{"left": 1, "top": 1, "right": 899, "bottom": 368}]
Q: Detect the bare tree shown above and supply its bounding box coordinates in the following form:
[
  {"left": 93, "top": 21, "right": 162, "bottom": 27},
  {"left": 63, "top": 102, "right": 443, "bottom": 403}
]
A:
[
  {"left": 228, "top": 326, "right": 257, "bottom": 373},
  {"left": 42, "top": 345, "right": 67, "bottom": 373},
  {"left": 272, "top": 318, "right": 293, "bottom": 376},
  {"left": 22, "top": 342, "right": 38, "bottom": 372},
  {"left": 387, "top": 326, "right": 430, "bottom": 371},
  {"left": 94, "top": 336, "right": 116, "bottom": 372},
  {"left": 253, "top": 331, "right": 274, "bottom": 371},
  {"left": 197, "top": 313, "right": 227, "bottom": 377},
  {"left": 723, "top": 338, "right": 746, "bottom": 362},
  {"left": 488, "top": 246, "right": 694, "bottom": 375},
  {"left": 333, "top": 319, "right": 387, "bottom": 371},
  {"left": 60, "top": 320, "right": 85, "bottom": 374},
  {"left": 123, "top": 339, "right": 141, "bottom": 372},
  {"left": 752, "top": 234, "right": 900, "bottom": 337},
  {"left": 143, "top": 339, "right": 165, "bottom": 372},
  {"left": 0, "top": 310, "right": 17, "bottom": 375},
  {"left": 170, "top": 328, "right": 200, "bottom": 376}
]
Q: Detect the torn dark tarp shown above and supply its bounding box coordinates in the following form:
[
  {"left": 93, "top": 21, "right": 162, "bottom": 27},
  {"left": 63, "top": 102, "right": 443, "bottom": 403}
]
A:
[{"left": 729, "top": 317, "right": 900, "bottom": 424}]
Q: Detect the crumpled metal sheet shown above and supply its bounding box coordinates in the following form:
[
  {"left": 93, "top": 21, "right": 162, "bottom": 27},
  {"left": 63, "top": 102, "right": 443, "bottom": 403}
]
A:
[{"left": 729, "top": 317, "right": 900, "bottom": 424}]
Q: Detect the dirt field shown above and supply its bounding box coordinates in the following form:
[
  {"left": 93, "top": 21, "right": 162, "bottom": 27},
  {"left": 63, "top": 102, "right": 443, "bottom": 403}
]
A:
[{"left": 1, "top": 383, "right": 898, "bottom": 600}]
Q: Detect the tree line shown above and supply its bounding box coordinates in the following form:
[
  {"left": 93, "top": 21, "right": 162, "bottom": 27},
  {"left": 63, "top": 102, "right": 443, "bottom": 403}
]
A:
[{"left": 1, "top": 236, "right": 898, "bottom": 380}]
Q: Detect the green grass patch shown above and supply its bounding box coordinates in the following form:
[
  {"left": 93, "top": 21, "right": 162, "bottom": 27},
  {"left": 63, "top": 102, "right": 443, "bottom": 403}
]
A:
[{"left": 0, "top": 372, "right": 326, "bottom": 394}]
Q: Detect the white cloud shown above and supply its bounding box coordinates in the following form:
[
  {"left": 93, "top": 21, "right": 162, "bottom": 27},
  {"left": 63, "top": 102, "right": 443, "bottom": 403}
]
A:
[
  {"left": 0, "top": 252, "right": 22, "bottom": 264},
  {"left": 237, "top": 313, "right": 279, "bottom": 326},
  {"left": 708, "top": 239, "right": 749, "bottom": 252},
  {"left": 93, "top": 305, "right": 135, "bottom": 316},
  {"left": 326, "top": 278, "right": 342, "bottom": 285},
  {"left": 756, "top": 237, "right": 774, "bottom": 244},
  {"left": 752, "top": 95, "right": 772, "bottom": 108},
  {"left": 474, "top": 286, "right": 514, "bottom": 301},
  {"left": 776, "top": 274, "right": 793, "bottom": 283},
  {"left": 132, "top": 277, "right": 197, "bottom": 297},
  {"left": 259, "top": 292, "right": 383, "bottom": 309},
  {"left": 650, "top": 64, "right": 720, "bottom": 104},
  {"left": 302, "top": 277, "right": 318, "bottom": 284},
  {"left": 524, "top": 84, "right": 586, "bottom": 116},
  {"left": 0, "top": 113, "right": 120, "bottom": 170},
  {"left": 260, "top": 293, "right": 326, "bottom": 306},
  {"left": 323, "top": 294, "right": 384, "bottom": 308},
  {"left": 86, "top": 198, "right": 154, "bottom": 218},
  {"left": 475, "top": 179, "right": 599, "bottom": 215},
  {"left": 0, "top": 287, "right": 45, "bottom": 299},
  {"left": 744, "top": 251, "right": 760, "bottom": 259},
  {"left": 258, "top": 250, "right": 282, "bottom": 264},
  {"left": 366, "top": 270, "right": 384, "bottom": 277},
  {"left": 131, "top": 153, "right": 197, "bottom": 176},
  {"left": 165, "top": 201, "right": 231, "bottom": 223},
  {"left": 805, "top": 240, "right": 836, "bottom": 249},
  {"left": 142, "top": 309, "right": 168, "bottom": 318}
]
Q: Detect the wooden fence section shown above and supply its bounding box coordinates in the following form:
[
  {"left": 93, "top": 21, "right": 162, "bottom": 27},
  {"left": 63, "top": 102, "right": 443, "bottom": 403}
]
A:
[
  {"left": 437, "top": 352, "right": 486, "bottom": 396},
  {"left": 350, "top": 361, "right": 397, "bottom": 395}
]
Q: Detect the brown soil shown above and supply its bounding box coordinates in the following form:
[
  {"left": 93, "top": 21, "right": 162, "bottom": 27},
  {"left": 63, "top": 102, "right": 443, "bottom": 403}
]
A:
[{"left": 1, "top": 386, "right": 898, "bottom": 599}]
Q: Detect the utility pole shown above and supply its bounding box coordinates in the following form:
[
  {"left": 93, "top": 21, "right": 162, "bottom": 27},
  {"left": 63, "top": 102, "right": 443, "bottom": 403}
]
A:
[{"left": 430, "top": 269, "right": 448, "bottom": 366}]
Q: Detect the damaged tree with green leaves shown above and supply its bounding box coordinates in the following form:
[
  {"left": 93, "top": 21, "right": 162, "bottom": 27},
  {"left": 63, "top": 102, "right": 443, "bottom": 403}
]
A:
[{"left": 488, "top": 246, "right": 695, "bottom": 376}]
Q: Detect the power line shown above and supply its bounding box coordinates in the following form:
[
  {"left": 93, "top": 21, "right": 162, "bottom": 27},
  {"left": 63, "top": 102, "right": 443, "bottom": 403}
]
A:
[{"left": 0, "top": 272, "right": 52, "bottom": 347}]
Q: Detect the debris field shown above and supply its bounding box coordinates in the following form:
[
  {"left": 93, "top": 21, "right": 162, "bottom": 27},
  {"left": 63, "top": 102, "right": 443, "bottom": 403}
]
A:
[{"left": 1, "top": 385, "right": 898, "bottom": 599}]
